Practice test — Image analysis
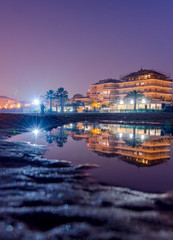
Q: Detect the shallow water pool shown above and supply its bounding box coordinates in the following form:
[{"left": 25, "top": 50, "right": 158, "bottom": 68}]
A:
[{"left": 7, "top": 122, "right": 173, "bottom": 193}]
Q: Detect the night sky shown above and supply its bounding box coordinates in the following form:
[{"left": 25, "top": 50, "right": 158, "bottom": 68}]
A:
[{"left": 0, "top": 0, "right": 173, "bottom": 101}]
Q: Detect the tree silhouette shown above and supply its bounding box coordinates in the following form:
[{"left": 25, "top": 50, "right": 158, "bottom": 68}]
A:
[
  {"left": 54, "top": 88, "right": 68, "bottom": 112},
  {"left": 45, "top": 126, "right": 68, "bottom": 147},
  {"left": 45, "top": 129, "right": 54, "bottom": 144},
  {"left": 45, "top": 90, "right": 55, "bottom": 112},
  {"left": 54, "top": 127, "right": 68, "bottom": 147},
  {"left": 124, "top": 90, "right": 144, "bottom": 111}
]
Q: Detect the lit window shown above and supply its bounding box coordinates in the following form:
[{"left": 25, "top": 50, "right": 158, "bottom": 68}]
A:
[
  {"left": 151, "top": 104, "right": 155, "bottom": 109},
  {"left": 119, "top": 133, "right": 123, "bottom": 138},
  {"left": 141, "top": 135, "right": 144, "bottom": 140},
  {"left": 150, "top": 130, "right": 155, "bottom": 136}
]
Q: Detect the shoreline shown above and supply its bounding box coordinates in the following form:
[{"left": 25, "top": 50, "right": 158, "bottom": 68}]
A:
[{"left": 0, "top": 112, "right": 173, "bottom": 129}]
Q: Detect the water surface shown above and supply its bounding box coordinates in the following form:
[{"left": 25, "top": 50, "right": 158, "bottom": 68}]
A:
[{"left": 7, "top": 122, "right": 173, "bottom": 193}]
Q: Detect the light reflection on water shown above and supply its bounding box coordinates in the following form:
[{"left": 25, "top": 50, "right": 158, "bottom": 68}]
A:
[{"left": 7, "top": 123, "right": 173, "bottom": 193}]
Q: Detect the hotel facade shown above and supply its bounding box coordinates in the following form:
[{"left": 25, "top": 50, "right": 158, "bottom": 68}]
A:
[{"left": 87, "top": 69, "right": 173, "bottom": 111}]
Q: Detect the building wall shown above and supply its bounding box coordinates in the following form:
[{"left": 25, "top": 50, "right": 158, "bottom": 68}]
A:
[{"left": 89, "top": 82, "right": 118, "bottom": 104}]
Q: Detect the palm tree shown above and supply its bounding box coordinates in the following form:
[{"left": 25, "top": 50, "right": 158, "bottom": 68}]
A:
[
  {"left": 45, "top": 129, "right": 54, "bottom": 144},
  {"left": 124, "top": 90, "right": 144, "bottom": 111},
  {"left": 45, "top": 90, "right": 55, "bottom": 112},
  {"left": 54, "top": 88, "right": 68, "bottom": 112},
  {"left": 54, "top": 126, "right": 68, "bottom": 147}
]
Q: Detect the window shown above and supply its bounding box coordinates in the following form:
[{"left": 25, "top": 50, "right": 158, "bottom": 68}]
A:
[{"left": 151, "top": 104, "right": 155, "bottom": 109}]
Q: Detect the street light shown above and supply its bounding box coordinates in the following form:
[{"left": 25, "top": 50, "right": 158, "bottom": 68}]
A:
[{"left": 33, "top": 99, "right": 40, "bottom": 106}]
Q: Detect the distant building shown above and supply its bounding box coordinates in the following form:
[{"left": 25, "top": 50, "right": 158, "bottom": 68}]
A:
[
  {"left": 70, "top": 94, "right": 91, "bottom": 112},
  {"left": 88, "top": 69, "right": 173, "bottom": 110},
  {"left": 70, "top": 94, "right": 90, "bottom": 104},
  {"left": 0, "top": 96, "right": 21, "bottom": 109},
  {"left": 70, "top": 94, "right": 84, "bottom": 102}
]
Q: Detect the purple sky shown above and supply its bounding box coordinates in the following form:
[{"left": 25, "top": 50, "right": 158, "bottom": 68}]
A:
[{"left": 0, "top": 0, "right": 173, "bottom": 101}]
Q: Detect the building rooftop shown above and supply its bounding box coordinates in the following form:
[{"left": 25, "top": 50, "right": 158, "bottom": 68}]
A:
[
  {"left": 0, "top": 96, "right": 10, "bottom": 99},
  {"left": 76, "top": 96, "right": 89, "bottom": 99},
  {"left": 92, "top": 78, "right": 120, "bottom": 85},
  {"left": 0, "top": 96, "right": 16, "bottom": 101},
  {"left": 121, "top": 69, "right": 171, "bottom": 81},
  {"left": 72, "top": 94, "right": 84, "bottom": 99}
]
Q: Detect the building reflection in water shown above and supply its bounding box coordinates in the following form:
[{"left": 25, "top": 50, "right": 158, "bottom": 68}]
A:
[{"left": 46, "top": 123, "right": 173, "bottom": 167}]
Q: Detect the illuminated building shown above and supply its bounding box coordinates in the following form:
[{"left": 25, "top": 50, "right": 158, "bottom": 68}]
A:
[
  {"left": 0, "top": 96, "right": 21, "bottom": 109},
  {"left": 70, "top": 94, "right": 92, "bottom": 112},
  {"left": 88, "top": 69, "right": 173, "bottom": 110},
  {"left": 87, "top": 79, "right": 118, "bottom": 104}
]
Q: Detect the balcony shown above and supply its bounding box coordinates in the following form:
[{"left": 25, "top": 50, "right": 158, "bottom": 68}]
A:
[
  {"left": 104, "top": 86, "right": 117, "bottom": 90},
  {"left": 118, "top": 90, "right": 171, "bottom": 95},
  {"left": 119, "top": 84, "right": 171, "bottom": 90}
]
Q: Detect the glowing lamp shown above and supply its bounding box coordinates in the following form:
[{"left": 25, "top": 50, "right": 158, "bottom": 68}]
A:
[{"left": 33, "top": 99, "right": 40, "bottom": 106}]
